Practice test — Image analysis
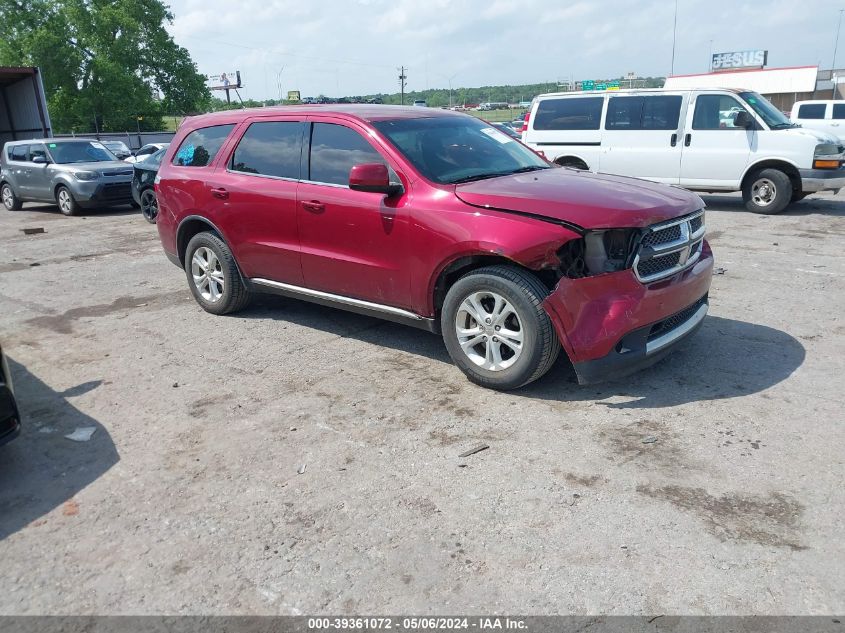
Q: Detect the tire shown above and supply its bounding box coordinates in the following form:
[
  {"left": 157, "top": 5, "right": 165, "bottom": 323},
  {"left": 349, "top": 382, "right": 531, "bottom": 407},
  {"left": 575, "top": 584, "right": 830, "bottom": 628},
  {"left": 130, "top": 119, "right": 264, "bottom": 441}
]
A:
[
  {"left": 556, "top": 158, "right": 588, "bottom": 170},
  {"left": 441, "top": 265, "right": 560, "bottom": 390},
  {"left": 140, "top": 188, "right": 158, "bottom": 223},
  {"left": 742, "top": 168, "right": 792, "bottom": 214},
  {"left": 56, "top": 185, "right": 80, "bottom": 216},
  {"left": 184, "top": 231, "right": 251, "bottom": 315},
  {"left": 1, "top": 183, "right": 22, "bottom": 210},
  {"left": 791, "top": 191, "right": 809, "bottom": 203}
]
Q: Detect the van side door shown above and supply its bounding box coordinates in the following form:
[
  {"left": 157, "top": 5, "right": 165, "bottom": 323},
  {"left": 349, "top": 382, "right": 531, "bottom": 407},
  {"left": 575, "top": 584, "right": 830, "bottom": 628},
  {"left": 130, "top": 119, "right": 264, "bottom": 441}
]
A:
[
  {"left": 525, "top": 96, "right": 604, "bottom": 170},
  {"left": 678, "top": 92, "right": 754, "bottom": 190},
  {"left": 597, "top": 93, "right": 686, "bottom": 183}
]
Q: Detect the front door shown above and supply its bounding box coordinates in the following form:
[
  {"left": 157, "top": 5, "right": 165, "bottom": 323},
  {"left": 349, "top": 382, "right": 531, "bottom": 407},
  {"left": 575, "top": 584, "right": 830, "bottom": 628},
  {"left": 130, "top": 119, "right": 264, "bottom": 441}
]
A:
[
  {"left": 27, "top": 143, "right": 53, "bottom": 201},
  {"left": 297, "top": 118, "right": 411, "bottom": 309},
  {"left": 679, "top": 93, "right": 754, "bottom": 189},
  {"left": 598, "top": 93, "right": 686, "bottom": 184}
]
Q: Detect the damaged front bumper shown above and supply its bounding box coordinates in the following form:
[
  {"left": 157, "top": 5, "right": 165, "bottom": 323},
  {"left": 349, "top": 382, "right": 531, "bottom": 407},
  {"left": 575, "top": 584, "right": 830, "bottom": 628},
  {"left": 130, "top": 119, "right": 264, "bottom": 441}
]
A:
[{"left": 542, "top": 241, "right": 714, "bottom": 384}]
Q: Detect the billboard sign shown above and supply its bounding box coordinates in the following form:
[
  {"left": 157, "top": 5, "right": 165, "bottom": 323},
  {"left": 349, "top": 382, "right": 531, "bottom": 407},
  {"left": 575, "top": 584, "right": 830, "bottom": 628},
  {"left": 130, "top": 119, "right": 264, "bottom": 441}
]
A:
[
  {"left": 207, "top": 71, "right": 241, "bottom": 90},
  {"left": 711, "top": 50, "right": 768, "bottom": 71}
]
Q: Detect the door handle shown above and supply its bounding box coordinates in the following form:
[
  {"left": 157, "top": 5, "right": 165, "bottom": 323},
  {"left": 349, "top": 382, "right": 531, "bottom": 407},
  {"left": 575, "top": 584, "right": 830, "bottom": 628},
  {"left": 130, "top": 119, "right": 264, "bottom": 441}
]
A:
[
  {"left": 832, "top": 123, "right": 840, "bottom": 127},
  {"left": 670, "top": 133, "right": 678, "bottom": 147},
  {"left": 684, "top": 133, "right": 692, "bottom": 147},
  {"left": 301, "top": 200, "right": 325, "bottom": 213},
  {"left": 210, "top": 187, "right": 229, "bottom": 200}
]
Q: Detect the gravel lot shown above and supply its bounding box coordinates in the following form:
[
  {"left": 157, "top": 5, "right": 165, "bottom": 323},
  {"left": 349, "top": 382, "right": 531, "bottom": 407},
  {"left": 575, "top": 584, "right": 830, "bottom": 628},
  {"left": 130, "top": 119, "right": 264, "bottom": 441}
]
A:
[{"left": 0, "top": 193, "right": 843, "bottom": 615}]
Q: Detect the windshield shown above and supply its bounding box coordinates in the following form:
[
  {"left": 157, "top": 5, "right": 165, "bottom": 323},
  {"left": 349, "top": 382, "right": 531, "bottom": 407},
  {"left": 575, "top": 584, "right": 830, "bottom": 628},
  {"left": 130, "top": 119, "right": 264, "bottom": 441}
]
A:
[
  {"left": 103, "top": 141, "right": 129, "bottom": 151},
  {"left": 49, "top": 141, "right": 116, "bottom": 164},
  {"left": 739, "top": 91, "right": 794, "bottom": 129},
  {"left": 372, "top": 116, "right": 549, "bottom": 184}
]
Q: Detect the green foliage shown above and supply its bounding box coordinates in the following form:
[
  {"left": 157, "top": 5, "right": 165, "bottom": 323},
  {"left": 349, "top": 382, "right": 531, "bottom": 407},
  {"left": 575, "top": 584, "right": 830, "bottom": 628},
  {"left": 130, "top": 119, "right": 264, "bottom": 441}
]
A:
[{"left": 0, "top": 0, "right": 210, "bottom": 132}]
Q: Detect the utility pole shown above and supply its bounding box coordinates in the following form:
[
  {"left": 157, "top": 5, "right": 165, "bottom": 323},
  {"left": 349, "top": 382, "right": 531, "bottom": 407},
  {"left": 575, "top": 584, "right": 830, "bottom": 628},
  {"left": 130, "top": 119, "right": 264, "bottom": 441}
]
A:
[
  {"left": 832, "top": 9, "right": 845, "bottom": 97},
  {"left": 398, "top": 66, "right": 407, "bottom": 105},
  {"left": 670, "top": 0, "right": 678, "bottom": 76}
]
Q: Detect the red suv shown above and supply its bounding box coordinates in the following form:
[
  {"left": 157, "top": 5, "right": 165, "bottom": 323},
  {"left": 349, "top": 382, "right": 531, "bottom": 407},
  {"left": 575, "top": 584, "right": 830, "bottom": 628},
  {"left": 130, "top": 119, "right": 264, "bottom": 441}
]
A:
[{"left": 156, "top": 106, "right": 713, "bottom": 390}]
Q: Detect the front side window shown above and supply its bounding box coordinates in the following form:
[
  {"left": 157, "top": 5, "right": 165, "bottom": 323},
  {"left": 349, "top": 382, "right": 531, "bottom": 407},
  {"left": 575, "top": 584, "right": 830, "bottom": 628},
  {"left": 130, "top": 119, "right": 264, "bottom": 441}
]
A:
[
  {"left": 533, "top": 97, "right": 603, "bottom": 131},
  {"left": 232, "top": 121, "right": 303, "bottom": 179},
  {"left": 29, "top": 144, "right": 48, "bottom": 162},
  {"left": 173, "top": 124, "right": 235, "bottom": 167},
  {"left": 739, "top": 92, "right": 793, "bottom": 128},
  {"left": 798, "top": 104, "right": 826, "bottom": 120},
  {"left": 309, "top": 123, "right": 384, "bottom": 186},
  {"left": 48, "top": 141, "right": 115, "bottom": 163},
  {"left": 373, "top": 116, "right": 550, "bottom": 185},
  {"left": 692, "top": 95, "right": 749, "bottom": 130}
]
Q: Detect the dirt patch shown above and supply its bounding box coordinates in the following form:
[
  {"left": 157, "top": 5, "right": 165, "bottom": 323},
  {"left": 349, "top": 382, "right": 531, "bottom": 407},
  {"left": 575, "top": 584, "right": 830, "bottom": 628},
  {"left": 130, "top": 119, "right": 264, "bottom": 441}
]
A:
[
  {"left": 598, "top": 419, "right": 696, "bottom": 474},
  {"left": 26, "top": 291, "right": 188, "bottom": 334},
  {"left": 562, "top": 472, "right": 606, "bottom": 487},
  {"left": 637, "top": 484, "right": 806, "bottom": 550}
]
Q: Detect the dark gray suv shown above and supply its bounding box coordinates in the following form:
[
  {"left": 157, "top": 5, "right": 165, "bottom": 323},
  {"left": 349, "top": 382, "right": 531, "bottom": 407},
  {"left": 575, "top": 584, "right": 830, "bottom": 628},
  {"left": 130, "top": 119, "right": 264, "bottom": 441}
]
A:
[{"left": 1, "top": 138, "right": 135, "bottom": 215}]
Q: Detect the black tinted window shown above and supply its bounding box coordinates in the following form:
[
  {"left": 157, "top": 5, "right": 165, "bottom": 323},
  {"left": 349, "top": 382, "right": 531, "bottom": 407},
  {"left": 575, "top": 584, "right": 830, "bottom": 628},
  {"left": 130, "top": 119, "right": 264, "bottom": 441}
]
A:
[
  {"left": 533, "top": 97, "right": 603, "bottom": 130},
  {"left": 29, "top": 144, "right": 48, "bottom": 161},
  {"left": 9, "top": 145, "right": 27, "bottom": 161},
  {"left": 173, "top": 124, "right": 234, "bottom": 167},
  {"left": 232, "top": 121, "right": 303, "bottom": 179},
  {"left": 797, "top": 104, "right": 826, "bottom": 120},
  {"left": 606, "top": 96, "right": 682, "bottom": 130},
  {"left": 692, "top": 95, "right": 747, "bottom": 130},
  {"left": 309, "top": 123, "right": 384, "bottom": 186},
  {"left": 833, "top": 104, "right": 845, "bottom": 120}
]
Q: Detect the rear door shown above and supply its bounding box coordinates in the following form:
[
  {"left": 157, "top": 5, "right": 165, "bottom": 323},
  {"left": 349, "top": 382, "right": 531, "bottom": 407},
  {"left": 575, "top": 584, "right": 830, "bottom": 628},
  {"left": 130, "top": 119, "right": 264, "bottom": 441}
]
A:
[
  {"left": 297, "top": 117, "right": 411, "bottom": 308},
  {"left": 207, "top": 117, "right": 306, "bottom": 284},
  {"left": 5, "top": 145, "right": 30, "bottom": 196},
  {"left": 678, "top": 92, "right": 754, "bottom": 189},
  {"left": 597, "top": 93, "right": 686, "bottom": 183}
]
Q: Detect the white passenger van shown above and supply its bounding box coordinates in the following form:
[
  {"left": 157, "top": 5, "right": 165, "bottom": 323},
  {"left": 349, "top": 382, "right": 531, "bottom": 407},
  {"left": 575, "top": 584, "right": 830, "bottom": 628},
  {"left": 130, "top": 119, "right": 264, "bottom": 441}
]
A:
[
  {"left": 790, "top": 100, "right": 845, "bottom": 139},
  {"left": 522, "top": 88, "right": 845, "bottom": 213}
]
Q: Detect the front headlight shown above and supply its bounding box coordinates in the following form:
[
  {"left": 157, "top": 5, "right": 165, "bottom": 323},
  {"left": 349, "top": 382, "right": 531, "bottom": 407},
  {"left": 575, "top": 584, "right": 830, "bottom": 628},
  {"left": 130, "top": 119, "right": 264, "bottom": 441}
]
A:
[{"left": 73, "top": 171, "right": 99, "bottom": 181}]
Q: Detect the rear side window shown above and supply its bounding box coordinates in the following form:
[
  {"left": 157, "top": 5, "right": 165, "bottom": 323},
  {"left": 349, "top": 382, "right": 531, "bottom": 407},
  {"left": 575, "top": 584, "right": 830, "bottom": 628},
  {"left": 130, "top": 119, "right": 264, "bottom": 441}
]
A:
[
  {"left": 606, "top": 96, "right": 682, "bottom": 130},
  {"left": 692, "top": 95, "right": 748, "bottom": 130},
  {"left": 8, "top": 145, "right": 27, "bottom": 161},
  {"left": 797, "top": 104, "right": 826, "bottom": 120},
  {"left": 831, "top": 104, "right": 845, "bottom": 120},
  {"left": 231, "top": 121, "right": 303, "bottom": 179},
  {"left": 309, "top": 123, "right": 385, "bottom": 186},
  {"left": 173, "top": 124, "right": 234, "bottom": 167},
  {"left": 533, "top": 97, "right": 603, "bottom": 131}
]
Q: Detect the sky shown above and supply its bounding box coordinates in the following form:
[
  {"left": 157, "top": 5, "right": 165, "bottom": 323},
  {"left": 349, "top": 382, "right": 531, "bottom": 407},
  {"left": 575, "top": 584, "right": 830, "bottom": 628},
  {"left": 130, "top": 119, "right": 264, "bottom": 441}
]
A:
[{"left": 165, "top": 0, "right": 843, "bottom": 101}]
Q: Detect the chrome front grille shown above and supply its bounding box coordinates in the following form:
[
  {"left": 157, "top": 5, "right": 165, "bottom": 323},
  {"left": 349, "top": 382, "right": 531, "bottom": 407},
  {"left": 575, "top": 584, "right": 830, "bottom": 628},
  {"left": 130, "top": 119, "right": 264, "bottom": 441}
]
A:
[{"left": 634, "top": 210, "right": 706, "bottom": 283}]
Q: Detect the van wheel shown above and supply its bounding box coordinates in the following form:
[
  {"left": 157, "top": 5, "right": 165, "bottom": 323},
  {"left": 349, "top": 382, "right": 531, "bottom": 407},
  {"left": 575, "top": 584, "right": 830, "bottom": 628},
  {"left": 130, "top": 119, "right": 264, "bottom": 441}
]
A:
[
  {"left": 1, "top": 183, "right": 21, "bottom": 210},
  {"left": 184, "top": 231, "right": 251, "bottom": 315},
  {"left": 441, "top": 265, "right": 560, "bottom": 390},
  {"left": 742, "top": 169, "right": 792, "bottom": 214},
  {"left": 56, "top": 186, "right": 79, "bottom": 216},
  {"left": 791, "top": 191, "right": 808, "bottom": 203},
  {"left": 556, "top": 158, "right": 588, "bottom": 170}
]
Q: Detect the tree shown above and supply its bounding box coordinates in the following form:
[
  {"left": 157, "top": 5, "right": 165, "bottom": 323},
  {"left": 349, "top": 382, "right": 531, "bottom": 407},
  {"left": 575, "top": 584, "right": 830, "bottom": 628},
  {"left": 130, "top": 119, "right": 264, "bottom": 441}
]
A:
[{"left": 0, "top": 0, "right": 210, "bottom": 132}]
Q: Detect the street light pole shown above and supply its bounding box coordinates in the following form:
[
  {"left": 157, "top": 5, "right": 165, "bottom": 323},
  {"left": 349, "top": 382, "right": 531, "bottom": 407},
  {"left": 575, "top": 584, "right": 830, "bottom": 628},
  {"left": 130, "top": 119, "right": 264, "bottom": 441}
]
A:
[{"left": 670, "top": 0, "right": 678, "bottom": 76}]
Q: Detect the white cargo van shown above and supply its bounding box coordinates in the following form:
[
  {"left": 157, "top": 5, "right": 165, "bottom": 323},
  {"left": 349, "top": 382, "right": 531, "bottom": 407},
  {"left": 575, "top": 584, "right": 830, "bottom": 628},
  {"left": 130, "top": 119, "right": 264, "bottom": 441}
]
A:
[
  {"left": 790, "top": 100, "right": 845, "bottom": 139},
  {"left": 522, "top": 88, "right": 845, "bottom": 213}
]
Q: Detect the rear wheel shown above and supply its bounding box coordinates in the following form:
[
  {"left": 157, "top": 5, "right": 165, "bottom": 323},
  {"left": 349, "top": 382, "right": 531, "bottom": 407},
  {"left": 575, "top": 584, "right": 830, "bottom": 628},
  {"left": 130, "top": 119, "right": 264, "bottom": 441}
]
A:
[
  {"left": 742, "top": 168, "right": 792, "bottom": 214},
  {"left": 556, "top": 158, "right": 588, "bottom": 170},
  {"left": 184, "top": 231, "right": 251, "bottom": 315},
  {"left": 140, "top": 188, "right": 158, "bottom": 223},
  {"left": 1, "top": 183, "right": 21, "bottom": 210},
  {"left": 441, "top": 265, "right": 560, "bottom": 390},
  {"left": 56, "top": 186, "right": 79, "bottom": 216}
]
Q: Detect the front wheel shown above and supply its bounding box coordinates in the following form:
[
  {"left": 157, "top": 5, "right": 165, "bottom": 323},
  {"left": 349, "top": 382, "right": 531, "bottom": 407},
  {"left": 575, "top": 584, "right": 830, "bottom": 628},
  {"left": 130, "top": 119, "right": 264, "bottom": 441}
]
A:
[
  {"left": 2, "top": 183, "right": 22, "bottom": 210},
  {"left": 140, "top": 188, "right": 158, "bottom": 223},
  {"left": 184, "top": 232, "right": 251, "bottom": 315},
  {"left": 742, "top": 168, "right": 792, "bottom": 214},
  {"left": 441, "top": 265, "right": 560, "bottom": 390},
  {"left": 56, "top": 186, "right": 80, "bottom": 216}
]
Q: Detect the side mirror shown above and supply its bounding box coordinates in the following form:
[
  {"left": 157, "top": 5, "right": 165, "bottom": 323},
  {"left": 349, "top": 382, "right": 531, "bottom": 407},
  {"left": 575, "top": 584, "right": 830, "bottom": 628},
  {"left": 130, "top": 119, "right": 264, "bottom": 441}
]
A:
[
  {"left": 32, "top": 155, "right": 48, "bottom": 164},
  {"left": 733, "top": 111, "right": 755, "bottom": 129},
  {"left": 349, "top": 163, "right": 402, "bottom": 195}
]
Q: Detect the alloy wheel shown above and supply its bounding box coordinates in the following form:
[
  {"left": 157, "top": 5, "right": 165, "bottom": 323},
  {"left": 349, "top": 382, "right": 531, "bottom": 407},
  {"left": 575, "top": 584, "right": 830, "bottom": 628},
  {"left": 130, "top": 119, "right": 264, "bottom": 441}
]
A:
[
  {"left": 191, "top": 246, "right": 225, "bottom": 302},
  {"left": 58, "top": 189, "right": 72, "bottom": 214},
  {"left": 140, "top": 189, "right": 158, "bottom": 222},
  {"left": 2, "top": 186, "right": 12, "bottom": 209},
  {"left": 454, "top": 290, "right": 524, "bottom": 371}
]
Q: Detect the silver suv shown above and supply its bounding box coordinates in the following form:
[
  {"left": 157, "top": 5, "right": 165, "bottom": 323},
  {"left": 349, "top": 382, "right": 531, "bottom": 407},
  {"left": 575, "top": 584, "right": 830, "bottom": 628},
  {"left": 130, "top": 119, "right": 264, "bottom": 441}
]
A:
[{"left": 1, "top": 138, "right": 135, "bottom": 216}]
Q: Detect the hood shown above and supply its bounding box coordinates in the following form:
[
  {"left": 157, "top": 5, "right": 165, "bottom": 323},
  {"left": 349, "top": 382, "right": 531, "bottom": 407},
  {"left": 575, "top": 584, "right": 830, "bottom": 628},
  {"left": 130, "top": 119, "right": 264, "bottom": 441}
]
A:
[
  {"left": 64, "top": 161, "right": 134, "bottom": 175},
  {"left": 454, "top": 168, "right": 702, "bottom": 230},
  {"left": 789, "top": 126, "right": 841, "bottom": 145}
]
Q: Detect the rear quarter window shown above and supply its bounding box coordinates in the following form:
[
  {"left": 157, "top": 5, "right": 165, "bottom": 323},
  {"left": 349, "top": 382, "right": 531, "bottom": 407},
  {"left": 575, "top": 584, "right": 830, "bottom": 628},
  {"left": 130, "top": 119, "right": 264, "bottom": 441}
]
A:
[
  {"left": 7, "top": 145, "right": 27, "bottom": 161},
  {"left": 533, "top": 97, "right": 603, "bottom": 131},
  {"left": 173, "top": 124, "right": 235, "bottom": 167},
  {"left": 797, "top": 104, "right": 826, "bottom": 120}
]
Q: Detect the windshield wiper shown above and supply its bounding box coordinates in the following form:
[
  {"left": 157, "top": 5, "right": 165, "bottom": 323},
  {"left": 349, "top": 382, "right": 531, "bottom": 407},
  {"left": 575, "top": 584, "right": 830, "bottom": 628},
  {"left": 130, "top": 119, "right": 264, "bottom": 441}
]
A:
[
  {"left": 506, "top": 166, "right": 549, "bottom": 175},
  {"left": 770, "top": 122, "right": 797, "bottom": 129},
  {"left": 447, "top": 173, "right": 507, "bottom": 184}
]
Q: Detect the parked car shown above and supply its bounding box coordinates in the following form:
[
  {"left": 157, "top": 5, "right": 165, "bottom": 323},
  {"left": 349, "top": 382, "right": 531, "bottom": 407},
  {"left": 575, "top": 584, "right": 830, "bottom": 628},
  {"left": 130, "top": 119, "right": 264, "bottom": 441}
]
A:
[
  {"left": 790, "top": 100, "right": 845, "bottom": 140},
  {"left": 155, "top": 105, "right": 712, "bottom": 390},
  {"left": 125, "top": 142, "right": 169, "bottom": 163},
  {"left": 1, "top": 139, "right": 135, "bottom": 215},
  {"left": 522, "top": 88, "right": 845, "bottom": 213},
  {"left": 490, "top": 121, "right": 521, "bottom": 139},
  {"left": 101, "top": 140, "right": 132, "bottom": 160},
  {"left": 0, "top": 342, "right": 20, "bottom": 447},
  {"left": 413, "top": 100, "right": 427, "bottom": 107},
  {"left": 131, "top": 147, "right": 167, "bottom": 223}
]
